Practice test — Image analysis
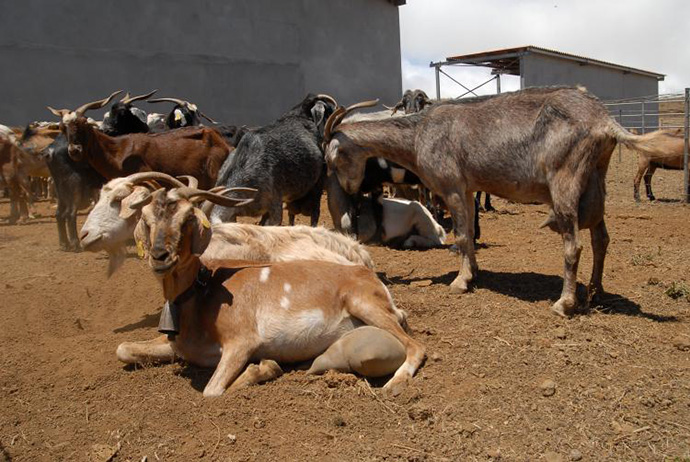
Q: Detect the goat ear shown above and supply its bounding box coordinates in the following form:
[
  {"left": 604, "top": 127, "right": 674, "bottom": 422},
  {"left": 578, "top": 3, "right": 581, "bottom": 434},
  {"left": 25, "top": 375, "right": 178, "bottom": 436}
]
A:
[
  {"left": 190, "top": 208, "right": 212, "bottom": 256},
  {"left": 311, "top": 101, "right": 327, "bottom": 128},
  {"left": 133, "top": 219, "right": 150, "bottom": 259},
  {"left": 120, "top": 187, "right": 150, "bottom": 219}
]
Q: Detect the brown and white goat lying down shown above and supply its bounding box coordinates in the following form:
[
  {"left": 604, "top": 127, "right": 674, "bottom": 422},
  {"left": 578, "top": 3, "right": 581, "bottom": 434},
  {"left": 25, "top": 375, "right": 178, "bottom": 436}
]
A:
[
  {"left": 115, "top": 187, "right": 424, "bottom": 397},
  {"left": 79, "top": 172, "right": 373, "bottom": 275}
]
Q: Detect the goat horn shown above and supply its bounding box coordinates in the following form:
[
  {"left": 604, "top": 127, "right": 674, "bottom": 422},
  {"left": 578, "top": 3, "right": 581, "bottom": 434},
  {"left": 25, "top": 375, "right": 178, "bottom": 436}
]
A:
[
  {"left": 128, "top": 188, "right": 160, "bottom": 210},
  {"left": 175, "top": 186, "right": 256, "bottom": 208},
  {"left": 176, "top": 175, "right": 199, "bottom": 189},
  {"left": 315, "top": 94, "right": 338, "bottom": 107},
  {"left": 125, "top": 172, "right": 186, "bottom": 188},
  {"left": 323, "top": 99, "right": 380, "bottom": 143},
  {"left": 47, "top": 106, "right": 70, "bottom": 117},
  {"left": 75, "top": 90, "right": 124, "bottom": 117},
  {"left": 121, "top": 89, "right": 158, "bottom": 104},
  {"left": 199, "top": 111, "right": 217, "bottom": 124},
  {"left": 148, "top": 97, "right": 188, "bottom": 106}
]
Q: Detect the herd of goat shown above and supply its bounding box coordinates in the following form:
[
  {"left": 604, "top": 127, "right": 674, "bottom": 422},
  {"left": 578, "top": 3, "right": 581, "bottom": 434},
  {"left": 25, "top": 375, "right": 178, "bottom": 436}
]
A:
[{"left": 0, "top": 86, "right": 685, "bottom": 396}]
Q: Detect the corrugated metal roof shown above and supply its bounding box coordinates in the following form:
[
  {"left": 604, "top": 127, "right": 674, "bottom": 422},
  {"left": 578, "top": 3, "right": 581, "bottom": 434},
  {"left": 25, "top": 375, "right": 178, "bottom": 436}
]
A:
[{"left": 444, "top": 45, "right": 665, "bottom": 80}]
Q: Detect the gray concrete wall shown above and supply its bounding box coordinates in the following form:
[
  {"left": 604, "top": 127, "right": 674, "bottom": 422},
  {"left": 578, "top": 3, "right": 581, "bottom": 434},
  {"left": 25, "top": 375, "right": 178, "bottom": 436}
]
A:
[
  {"left": 521, "top": 53, "right": 660, "bottom": 130},
  {"left": 0, "top": 0, "right": 402, "bottom": 126}
]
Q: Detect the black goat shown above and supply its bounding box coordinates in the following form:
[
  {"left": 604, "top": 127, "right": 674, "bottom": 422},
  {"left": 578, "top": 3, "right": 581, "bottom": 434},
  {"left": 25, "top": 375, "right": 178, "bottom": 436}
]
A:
[
  {"left": 100, "top": 90, "right": 157, "bottom": 136},
  {"left": 41, "top": 134, "right": 105, "bottom": 251},
  {"left": 210, "top": 94, "right": 336, "bottom": 226},
  {"left": 147, "top": 97, "right": 216, "bottom": 130}
]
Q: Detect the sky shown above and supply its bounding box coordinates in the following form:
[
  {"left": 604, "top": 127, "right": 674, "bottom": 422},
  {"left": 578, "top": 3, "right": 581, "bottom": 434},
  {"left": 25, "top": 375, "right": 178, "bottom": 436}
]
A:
[{"left": 399, "top": 0, "right": 690, "bottom": 99}]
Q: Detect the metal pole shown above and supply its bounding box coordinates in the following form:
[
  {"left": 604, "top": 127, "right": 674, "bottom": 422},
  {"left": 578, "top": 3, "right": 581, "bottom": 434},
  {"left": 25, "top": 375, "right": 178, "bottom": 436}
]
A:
[
  {"left": 683, "top": 88, "right": 690, "bottom": 204},
  {"left": 618, "top": 108, "right": 623, "bottom": 162},
  {"left": 435, "top": 65, "right": 441, "bottom": 101},
  {"left": 496, "top": 74, "right": 501, "bottom": 94},
  {"left": 641, "top": 101, "right": 646, "bottom": 134}
]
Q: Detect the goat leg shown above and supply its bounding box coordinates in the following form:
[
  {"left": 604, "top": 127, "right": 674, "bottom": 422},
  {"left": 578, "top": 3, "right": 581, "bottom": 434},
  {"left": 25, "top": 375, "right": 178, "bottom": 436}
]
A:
[
  {"left": 228, "top": 359, "right": 283, "bottom": 391},
  {"left": 344, "top": 288, "right": 425, "bottom": 397},
  {"left": 203, "top": 346, "right": 252, "bottom": 397},
  {"left": 552, "top": 215, "right": 582, "bottom": 317},
  {"left": 643, "top": 164, "right": 657, "bottom": 201},
  {"left": 116, "top": 335, "right": 175, "bottom": 364},
  {"left": 447, "top": 191, "right": 477, "bottom": 293},
  {"left": 587, "top": 219, "right": 609, "bottom": 303}
]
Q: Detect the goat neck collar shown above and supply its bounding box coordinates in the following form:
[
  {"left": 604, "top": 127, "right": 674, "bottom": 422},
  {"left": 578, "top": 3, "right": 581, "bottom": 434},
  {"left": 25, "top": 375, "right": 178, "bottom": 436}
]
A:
[
  {"left": 158, "top": 264, "right": 211, "bottom": 339},
  {"left": 174, "top": 263, "right": 212, "bottom": 305}
]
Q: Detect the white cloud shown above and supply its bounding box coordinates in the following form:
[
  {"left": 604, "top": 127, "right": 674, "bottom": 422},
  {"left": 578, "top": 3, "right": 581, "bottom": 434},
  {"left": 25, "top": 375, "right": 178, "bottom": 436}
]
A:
[{"left": 400, "top": 0, "right": 690, "bottom": 96}]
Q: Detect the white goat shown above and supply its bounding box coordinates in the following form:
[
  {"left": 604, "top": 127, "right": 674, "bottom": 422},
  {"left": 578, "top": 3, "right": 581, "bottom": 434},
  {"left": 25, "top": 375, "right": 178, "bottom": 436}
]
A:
[{"left": 79, "top": 172, "right": 373, "bottom": 275}]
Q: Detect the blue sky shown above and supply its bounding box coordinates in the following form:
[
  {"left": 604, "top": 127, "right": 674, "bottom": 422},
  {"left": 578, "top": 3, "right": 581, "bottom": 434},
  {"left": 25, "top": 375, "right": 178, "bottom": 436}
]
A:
[{"left": 399, "top": 0, "right": 689, "bottom": 98}]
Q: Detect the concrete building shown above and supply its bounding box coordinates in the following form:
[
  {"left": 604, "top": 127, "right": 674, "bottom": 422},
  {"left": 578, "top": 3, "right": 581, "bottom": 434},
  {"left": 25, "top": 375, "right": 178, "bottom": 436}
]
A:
[
  {"left": 432, "top": 46, "right": 665, "bottom": 130},
  {"left": 0, "top": 0, "right": 405, "bottom": 126}
]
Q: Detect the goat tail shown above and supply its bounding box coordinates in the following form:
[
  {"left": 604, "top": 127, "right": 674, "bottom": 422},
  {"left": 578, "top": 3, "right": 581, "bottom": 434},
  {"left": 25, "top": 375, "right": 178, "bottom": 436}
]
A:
[{"left": 607, "top": 119, "right": 683, "bottom": 155}]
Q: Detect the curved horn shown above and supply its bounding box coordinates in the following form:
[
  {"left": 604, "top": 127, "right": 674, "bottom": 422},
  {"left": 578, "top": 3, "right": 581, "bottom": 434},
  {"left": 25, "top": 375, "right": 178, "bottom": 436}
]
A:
[
  {"left": 125, "top": 172, "right": 186, "bottom": 188},
  {"left": 121, "top": 89, "right": 158, "bottom": 104},
  {"left": 47, "top": 106, "right": 70, "bottom": 118},
  {"left": 176, "top": 175, "right": 199, "bottom": 189},
  {"left": 314, "top": 94, "right": 338, "bottom": 108},
  {"left": 199, "top": 111, "right": 217, "bottom": 124},
  {"left": 175, "top": 186, "right": 256, "bottom": 208},
  {"left": 75, "top": 90, "right": 124, "bottom": 117},
  {"left": 128, "top": 187, "right": 161, "bottom": 210},
  {"left": 323, "top": 99, "right": 379, "bottom": 143},
  {"left": 148, "top": 97, "right": 188, "bottom": 106}
]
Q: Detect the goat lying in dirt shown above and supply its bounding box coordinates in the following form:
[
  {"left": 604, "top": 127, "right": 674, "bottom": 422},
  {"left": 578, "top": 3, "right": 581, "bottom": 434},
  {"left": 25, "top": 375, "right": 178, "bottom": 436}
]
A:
[
  {"left": 326, "top": 174, "right": 446, "bottom": 248},
  {"left": 630, "top": 128, "right": 688, "bottom": 201},
  {"left": 114, "top": 186, "right": 424, "bottom": 397},
  {"left": 324, "top": 87, "right": 667, "bottom": 317},
  {"left": 79, "top": 172, "right": 373, "bottom": 275}
]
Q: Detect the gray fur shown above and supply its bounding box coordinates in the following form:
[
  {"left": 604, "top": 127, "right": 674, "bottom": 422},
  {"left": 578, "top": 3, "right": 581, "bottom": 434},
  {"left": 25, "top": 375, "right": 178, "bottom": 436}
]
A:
[
  {"left": 326, "top": 86, "right": 637, "bottom": 317},
  {"left": 211, "top": 94, "right": 335, "bottom": 226}
]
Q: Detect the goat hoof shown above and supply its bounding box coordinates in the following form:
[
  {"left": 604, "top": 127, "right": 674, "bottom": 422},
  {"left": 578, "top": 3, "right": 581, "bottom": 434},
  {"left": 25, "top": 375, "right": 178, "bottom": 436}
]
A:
[
  {"left": 551, "top": 299, "right": 575, "bottom": 318},
  {"left": 383, "top": 378, "right": 409, "bottom": 397},
  {"left": 449, "top": 279, "right": 469, "bottom": 294},
  {"left": 647, "top": 196, "right": 656, "bottom": 202}
]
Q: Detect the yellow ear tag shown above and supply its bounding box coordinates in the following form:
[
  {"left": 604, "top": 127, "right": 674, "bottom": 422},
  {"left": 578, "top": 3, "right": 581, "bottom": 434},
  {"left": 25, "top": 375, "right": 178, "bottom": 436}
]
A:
[
  {"left": 136, "top": 240, "right": 145, "bottom": 258},
  {"left": 200, "top": 215, "right": 211, "bottom": 229}
]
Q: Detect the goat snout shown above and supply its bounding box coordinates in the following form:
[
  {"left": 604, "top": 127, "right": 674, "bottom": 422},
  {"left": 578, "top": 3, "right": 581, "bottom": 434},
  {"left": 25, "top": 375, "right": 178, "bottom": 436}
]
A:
[
  {"left": 149, "top": 248, "right": 178, "bottom": 273},
  {"left": 67, "top": 143, "right": 83, "bottom": 160},
  {"left": 79, "top": 230, "right": 103, "bottom": 249}
]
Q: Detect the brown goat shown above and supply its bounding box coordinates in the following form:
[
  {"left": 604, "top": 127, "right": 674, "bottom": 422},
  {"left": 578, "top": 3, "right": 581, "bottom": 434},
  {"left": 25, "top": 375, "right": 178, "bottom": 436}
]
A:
[
  {"left": 630, "top": 128, "right": 687, "bottom": 201},
  {"left": 48, "top": 92, "right": 230, "bottom": 188},
  {"left": 116, "top": 187, "right": 424, "bottom": 397},
  {"left": 324, "top": 86, "right": 662, "bottom": 317}
]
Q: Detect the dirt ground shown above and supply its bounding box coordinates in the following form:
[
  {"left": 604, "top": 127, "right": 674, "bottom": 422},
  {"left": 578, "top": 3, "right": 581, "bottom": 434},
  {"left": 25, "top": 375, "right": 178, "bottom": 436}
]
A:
[{"left": 1, "top": 146, "right": 689, "bottom": 462}]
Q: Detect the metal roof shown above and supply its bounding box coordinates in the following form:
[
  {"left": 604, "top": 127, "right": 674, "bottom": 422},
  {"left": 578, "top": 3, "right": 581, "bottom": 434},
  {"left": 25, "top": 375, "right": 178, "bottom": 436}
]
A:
[{"left": 444, "top": 45, "right": 665, "bottom": 80}]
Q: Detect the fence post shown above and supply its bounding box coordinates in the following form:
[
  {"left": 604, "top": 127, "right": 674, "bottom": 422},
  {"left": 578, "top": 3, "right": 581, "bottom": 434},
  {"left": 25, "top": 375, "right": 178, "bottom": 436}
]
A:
[
  {"left": 434, "top": 64, "right": 441, "bottom": 101},
  {"left": 618, "top": 108, "right": 623, "bottom": 162},
  {"left": 683, "top": 88, "right": 690, "bottom": 203},
  {"left": 641, "top": 100, "right": 646, "bottom": 134}
]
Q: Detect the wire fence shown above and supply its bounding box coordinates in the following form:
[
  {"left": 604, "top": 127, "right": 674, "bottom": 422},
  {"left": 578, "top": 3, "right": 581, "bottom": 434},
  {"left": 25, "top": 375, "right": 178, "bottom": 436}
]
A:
[{"left": 604, "top": 90, "right": 689, "bottom": 203}]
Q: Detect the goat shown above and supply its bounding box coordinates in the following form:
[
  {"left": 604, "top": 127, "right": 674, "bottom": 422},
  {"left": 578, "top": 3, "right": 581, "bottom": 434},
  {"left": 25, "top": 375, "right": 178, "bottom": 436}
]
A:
[
  {"left": 115, "top": 186, "right": 424, "bottom": 397},
  {"left": 147, "top": 97, "right": 217, "bottom": 130},
  {"left": 0, "top": 137, "right": 33, "bottom": 224},
  {"left": 211, "top": 94, "right": 337, "bottom": 226},
  {"left": 48, "top": 91, "right": 231, "bottom": 189},
  {"left": 326, "top": 175, "right": 446, "bottom": 248},
  {"left": 629, "top": 128, "right": 688, "bottom": 201},
  {"left": 101, "top": 90, "right": 157, "bottom": 136},
  {"left": 79, "top": 172, "right": 373, "bottom": 274},
  {"left": 324, "top": 86, "right": 665, "bottom": 317}
]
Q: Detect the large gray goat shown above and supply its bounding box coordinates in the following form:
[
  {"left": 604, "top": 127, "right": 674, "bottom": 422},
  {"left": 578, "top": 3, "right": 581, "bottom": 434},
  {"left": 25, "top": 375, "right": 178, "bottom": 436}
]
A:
[
  {"left": 210, "top": 94, "right": 336, "bottom": 226},
  {"left": 324, "top": 86, "right": 655, "bottom": 317}
]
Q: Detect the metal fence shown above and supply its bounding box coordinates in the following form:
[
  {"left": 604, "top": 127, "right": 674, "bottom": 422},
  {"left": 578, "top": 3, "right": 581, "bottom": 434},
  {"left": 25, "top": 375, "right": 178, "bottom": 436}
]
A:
[{"left": 604, "top": 90, "right": 690, "bottom": 203}]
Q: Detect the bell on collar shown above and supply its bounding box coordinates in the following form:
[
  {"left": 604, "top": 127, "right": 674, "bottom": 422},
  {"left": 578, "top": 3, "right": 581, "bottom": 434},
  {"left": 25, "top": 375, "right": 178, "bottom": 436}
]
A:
[{"left": 158, "top": 300, "right": 180, "bottom": 339}]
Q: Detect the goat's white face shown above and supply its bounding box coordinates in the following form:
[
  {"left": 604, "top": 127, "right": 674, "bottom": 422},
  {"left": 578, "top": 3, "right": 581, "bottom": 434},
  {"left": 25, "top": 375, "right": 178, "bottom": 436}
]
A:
[
  {"left": 80, "top": 179, "right": 148, "bottom": 253},
  {"left": 325, "top": 138, "right": 367, "bottom": 195}
]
